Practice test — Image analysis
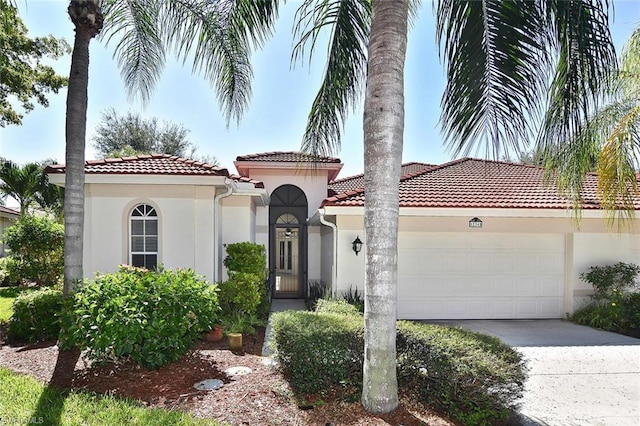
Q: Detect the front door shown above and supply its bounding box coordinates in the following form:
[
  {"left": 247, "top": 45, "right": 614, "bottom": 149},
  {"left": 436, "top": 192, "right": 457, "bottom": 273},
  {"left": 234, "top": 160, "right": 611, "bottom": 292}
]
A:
[
  {"left": 274, "top": 226, "right": 301, "bottom": 297},
  {"left": 269, "top": 185, "right": 308, "bottom": 299}
]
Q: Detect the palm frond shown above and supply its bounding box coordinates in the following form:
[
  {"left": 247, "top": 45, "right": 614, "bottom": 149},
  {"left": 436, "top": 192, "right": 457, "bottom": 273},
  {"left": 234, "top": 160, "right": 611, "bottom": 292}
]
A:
[
  {"left": 538, "top": 0, "right": 617, "bottom": 150},
  {"left": 436, "top": 0, "right": 550, "bottom": 158},
  {"left": 159, "top": 0, "right": 279, "bottom": 124},
  {"left": 293, "top": 0, "right": 370, "bottom": 157},
  {"left": 101, "top": 0, "right": 166, "bottom": 104},
  {"left": 597, "top": 105, "right": 640, "bottom": 227},
  {"left": 619, "top": 25, "right": 640, "bottom": 98}
]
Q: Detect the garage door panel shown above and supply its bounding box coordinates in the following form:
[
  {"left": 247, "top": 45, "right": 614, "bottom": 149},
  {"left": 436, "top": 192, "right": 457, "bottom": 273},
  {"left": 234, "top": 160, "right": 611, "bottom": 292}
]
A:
[{"left": 398, "top": 232, "right": 565, "bottom": 319}]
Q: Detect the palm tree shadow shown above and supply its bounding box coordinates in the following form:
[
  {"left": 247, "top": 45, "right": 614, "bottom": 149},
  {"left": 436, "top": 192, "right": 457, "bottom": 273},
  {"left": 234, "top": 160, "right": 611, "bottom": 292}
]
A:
[{"left": 29, "top": 347, "right": 81, "bottom": 425}]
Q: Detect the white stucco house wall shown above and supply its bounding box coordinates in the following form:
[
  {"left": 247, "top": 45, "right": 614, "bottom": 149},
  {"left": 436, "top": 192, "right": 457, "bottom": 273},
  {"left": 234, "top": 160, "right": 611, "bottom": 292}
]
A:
[
  {"left": 47, "top": 153, "right": 640, "bottom": 320},
  {"left": 0, "top": 206, "right": 20, "bottom": 257}
]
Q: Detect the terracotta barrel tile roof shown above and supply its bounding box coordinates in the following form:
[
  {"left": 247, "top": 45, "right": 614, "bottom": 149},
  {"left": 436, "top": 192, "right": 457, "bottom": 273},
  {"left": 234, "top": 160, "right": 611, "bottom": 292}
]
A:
[
  {"left": 235, "top": 151, "right": 341, "bottom": 163},
  {"left": 329, "top": 162, "right": 435, "bottom": 195},
  {"left": 323, "top": 158, "right": 639, "bottom": 210},
  {"left": 45, "top": 154, "right": 264, "bottom": 188}
]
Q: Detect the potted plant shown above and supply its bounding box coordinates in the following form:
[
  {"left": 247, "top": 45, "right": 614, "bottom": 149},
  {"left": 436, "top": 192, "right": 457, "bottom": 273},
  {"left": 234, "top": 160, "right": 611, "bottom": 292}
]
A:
[{"left": 204, "top": 323, "right": 224, "bottom": 342}]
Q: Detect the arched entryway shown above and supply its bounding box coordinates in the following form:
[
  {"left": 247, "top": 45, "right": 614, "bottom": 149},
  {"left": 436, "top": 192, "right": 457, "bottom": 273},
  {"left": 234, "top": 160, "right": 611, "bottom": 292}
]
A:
[{"left": 269, "top": 185, "right": 307, "bottom": 298}]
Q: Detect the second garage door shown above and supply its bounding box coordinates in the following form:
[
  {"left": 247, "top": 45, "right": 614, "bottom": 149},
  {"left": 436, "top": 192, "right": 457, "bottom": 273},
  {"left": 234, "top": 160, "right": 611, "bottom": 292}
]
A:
[{"left": 398, "top": 232, "right": 565, "bottom": 319}]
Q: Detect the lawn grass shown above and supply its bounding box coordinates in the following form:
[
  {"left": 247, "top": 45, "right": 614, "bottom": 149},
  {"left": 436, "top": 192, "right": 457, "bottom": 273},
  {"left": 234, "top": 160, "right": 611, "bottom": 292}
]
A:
[
  {"left": 0, "top": 367, "right": 218, "bottom": 425},
  {"left": 0, "top": 286, "right": 22, "bottom": 323}
]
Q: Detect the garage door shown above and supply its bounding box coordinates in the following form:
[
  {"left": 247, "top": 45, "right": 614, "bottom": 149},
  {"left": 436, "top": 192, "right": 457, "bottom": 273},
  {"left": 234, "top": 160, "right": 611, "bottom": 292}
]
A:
[{"left": 398, "top": 232, "right": 565, "bottom": 319}]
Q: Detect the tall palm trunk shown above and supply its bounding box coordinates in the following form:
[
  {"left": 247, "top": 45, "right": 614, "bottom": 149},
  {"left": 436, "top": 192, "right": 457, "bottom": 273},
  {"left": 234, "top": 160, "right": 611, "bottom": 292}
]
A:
[
  {"left": 361, "top": 0, "right": 407, "bottom": 414},
  {"left": 64, "top": 1, "right": 103, "bottom": 296}
]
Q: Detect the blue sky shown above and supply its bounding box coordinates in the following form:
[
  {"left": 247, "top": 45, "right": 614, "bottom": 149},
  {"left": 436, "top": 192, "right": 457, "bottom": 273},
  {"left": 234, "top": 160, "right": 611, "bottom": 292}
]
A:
[{"left": 2, "top": 0, "right": 640, "bottom": 180}]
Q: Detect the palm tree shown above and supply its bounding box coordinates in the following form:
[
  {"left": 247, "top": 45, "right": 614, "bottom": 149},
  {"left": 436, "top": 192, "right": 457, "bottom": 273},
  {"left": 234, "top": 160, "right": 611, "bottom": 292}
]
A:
[
  {"left": 0, "top": 158, "right": 43, "bottom": 214},
  {"left": 289, "top": 0, "right": 616, "bottom": 413},
  {"left": 62, "top": 0, "right": 280, "bottom": 295}
]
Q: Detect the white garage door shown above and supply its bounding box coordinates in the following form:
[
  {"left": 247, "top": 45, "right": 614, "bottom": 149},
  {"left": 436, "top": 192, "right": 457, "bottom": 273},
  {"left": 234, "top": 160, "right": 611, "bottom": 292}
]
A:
[{"left": 398, "top": 232, "right": 565, "bottom": 319}]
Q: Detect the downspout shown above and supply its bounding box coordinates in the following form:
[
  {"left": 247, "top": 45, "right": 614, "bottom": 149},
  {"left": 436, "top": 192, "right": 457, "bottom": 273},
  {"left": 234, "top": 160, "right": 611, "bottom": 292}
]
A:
[
  {"left": 319, "top": 208, "right": 338, "bottom": 297},
  {"left": 213, "top": 180, "right": 234, "bottom": 282}
]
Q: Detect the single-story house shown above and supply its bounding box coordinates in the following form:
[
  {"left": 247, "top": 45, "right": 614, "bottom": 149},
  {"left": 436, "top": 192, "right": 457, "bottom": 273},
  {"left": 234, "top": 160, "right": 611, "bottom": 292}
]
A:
[
  {"left": 0, "top": 206, "right": 19, "bottom": 257},
  {"left": 46, "top": 152, "right": 640, "bottom": 319}
]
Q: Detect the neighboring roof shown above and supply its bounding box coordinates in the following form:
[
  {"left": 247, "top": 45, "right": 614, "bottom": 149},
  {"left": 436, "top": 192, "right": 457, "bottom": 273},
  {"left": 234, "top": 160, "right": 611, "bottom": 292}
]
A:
[
  {"left": 0, "top": 205, "right": 19, "bottom": 217},
  {"left": 46, "top": 154, "right": 264, "bottom": 188},
  {"left": 322, "top": 157, "right": 636, "bottom": 210},
  {"left": 329, "top": 162, "right": 435, "bottom": 195},
  {"left": 235, "top": 151, "right": 341, "bottom": 163},
  {"left": 235, "top": 151, "right": 344, "bottom": 182}
]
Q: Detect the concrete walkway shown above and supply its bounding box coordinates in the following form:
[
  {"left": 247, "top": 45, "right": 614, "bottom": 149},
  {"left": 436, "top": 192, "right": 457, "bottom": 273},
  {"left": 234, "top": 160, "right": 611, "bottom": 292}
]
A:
[
  {"left": 262, "top": 299, "right": 306, "bottom": 357},
  {"left": 436, "top": 320, "right": 640, "bottom": 426}
]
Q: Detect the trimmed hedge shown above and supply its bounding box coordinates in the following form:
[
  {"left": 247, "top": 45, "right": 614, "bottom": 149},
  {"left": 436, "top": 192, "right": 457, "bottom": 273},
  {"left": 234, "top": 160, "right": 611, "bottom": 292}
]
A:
[
  {"left": 396, "top": 321, "right": 525, "bottom": 425},
  {"left": 60, "top": 266, "right": 219, "bottom": 370},
  {"left": 7, "top": 288, "right": 63, "bottom": 342},
  {"left": 315, "top": 298, "right": 362, "bottom": 316},
  {"left": 270, "top": 310, "right": 364, "bottom": 395},
  {"left": 271, "top": 301, "right": 526, "bottom": 425}
]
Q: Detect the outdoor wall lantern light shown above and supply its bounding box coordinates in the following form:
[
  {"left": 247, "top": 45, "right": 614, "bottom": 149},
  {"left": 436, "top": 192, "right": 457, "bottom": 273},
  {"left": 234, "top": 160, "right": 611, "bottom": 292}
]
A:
[
  {"left": 352, "top": 236, "right": 363, "bottom": 256},
  {"left": 469, "top": 217, "right": 483, "bottom": 228}
]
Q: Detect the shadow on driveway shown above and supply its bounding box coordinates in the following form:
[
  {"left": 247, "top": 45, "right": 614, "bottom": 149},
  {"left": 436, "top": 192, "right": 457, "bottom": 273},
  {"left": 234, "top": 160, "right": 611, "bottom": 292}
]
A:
[{"left": 426, "top": 319, "right": 640, "bottom": 425}]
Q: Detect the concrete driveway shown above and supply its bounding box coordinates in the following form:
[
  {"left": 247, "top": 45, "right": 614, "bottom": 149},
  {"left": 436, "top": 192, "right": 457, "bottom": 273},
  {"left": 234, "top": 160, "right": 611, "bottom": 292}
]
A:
[{"left": 434, "top": 320, "right": 640, "bottom": 425}]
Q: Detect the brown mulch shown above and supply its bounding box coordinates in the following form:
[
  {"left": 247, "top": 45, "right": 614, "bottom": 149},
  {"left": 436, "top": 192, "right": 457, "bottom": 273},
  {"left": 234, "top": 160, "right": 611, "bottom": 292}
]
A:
[{"left": 0, "top": 325, "right": 454, "bottom": 425}]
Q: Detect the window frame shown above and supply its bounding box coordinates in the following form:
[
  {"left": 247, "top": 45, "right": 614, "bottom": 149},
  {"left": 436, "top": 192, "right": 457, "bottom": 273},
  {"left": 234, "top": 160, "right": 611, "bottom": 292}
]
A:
[{"left": 129, "top": 204, "right": 158, "bottom": 269}]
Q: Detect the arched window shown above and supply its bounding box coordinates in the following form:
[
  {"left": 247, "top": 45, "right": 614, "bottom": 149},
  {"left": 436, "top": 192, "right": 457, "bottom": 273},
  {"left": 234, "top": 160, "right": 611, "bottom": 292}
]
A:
[{"left": 130, "top": 204, "right": 158, "bottom": 269}]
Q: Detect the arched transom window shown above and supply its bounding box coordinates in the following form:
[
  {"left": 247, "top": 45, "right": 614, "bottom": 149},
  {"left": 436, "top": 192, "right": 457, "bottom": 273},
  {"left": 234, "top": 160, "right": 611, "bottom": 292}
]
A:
[{"left": 130, "top": 204, "right": 158, "bottom": 269}]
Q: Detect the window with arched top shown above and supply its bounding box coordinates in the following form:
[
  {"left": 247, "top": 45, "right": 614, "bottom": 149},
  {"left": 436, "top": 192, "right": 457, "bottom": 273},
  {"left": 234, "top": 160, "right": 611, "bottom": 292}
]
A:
[{"left": 130, "top": 204, "right": 158, "bottom": 269}]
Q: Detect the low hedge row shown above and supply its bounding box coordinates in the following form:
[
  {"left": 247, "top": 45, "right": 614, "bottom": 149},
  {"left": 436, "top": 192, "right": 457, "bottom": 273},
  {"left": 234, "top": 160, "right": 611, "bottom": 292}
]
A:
[{"left": 270, "top": 301, "right": 525, "bottom": 425}]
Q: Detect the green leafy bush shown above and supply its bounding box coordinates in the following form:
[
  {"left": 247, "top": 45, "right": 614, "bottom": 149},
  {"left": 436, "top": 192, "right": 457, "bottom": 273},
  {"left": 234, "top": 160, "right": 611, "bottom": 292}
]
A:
[
  {"left": 0, "top": 257, "right": 19, "bottom": 286},
  {"left": 2, "top": 215, "right": 64, "bottom": 286},
  {"left": 218, "top": 272, "right": 263, "bottom": 315},
  {"left": 223, "top": 242, "right": 267, "bottom": 278},
  {"left": 396, "top": 321, "right": 526, "bottom": 425},
  {"left": 571, "top": 262, "right": 640, "bottom": 335},
  {"left": 315, "top": 298, "right": 362, "bottom": 316},
  {"left": 60, "top": 266, "right": 219, "bottom": 370},
  {"left": 219, "top": 242, "right": 268, "bottom": 328},
  {"left": 7, "top": 288, "right": 63, "bottom": 342},
  {"left": 581, "top": 262, "right": 640, "bottom": 298},
  {"left": 270, "top": 310, "right": 364, "bottom": 395},
  {"left": 271, "top": 309, "right": 526, "bottom": 425}
]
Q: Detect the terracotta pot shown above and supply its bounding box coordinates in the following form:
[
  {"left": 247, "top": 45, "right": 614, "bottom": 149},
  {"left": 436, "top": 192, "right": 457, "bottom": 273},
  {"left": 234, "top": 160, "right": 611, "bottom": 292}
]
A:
[
  {"left": 228, "top": 332, "right": 243, "bottom": 350},
  {"left": 204, "top": 324, "right": 224, "bottom": 342}
]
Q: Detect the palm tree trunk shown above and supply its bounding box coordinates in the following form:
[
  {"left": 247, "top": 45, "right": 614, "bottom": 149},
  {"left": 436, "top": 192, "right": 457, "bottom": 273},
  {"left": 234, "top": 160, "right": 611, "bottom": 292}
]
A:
[
  {"left": 361, "top": 0, "right": 408, "bottom": 414},
  {"left": 64, "top": 1, "right": 103, "bottom": 296}
]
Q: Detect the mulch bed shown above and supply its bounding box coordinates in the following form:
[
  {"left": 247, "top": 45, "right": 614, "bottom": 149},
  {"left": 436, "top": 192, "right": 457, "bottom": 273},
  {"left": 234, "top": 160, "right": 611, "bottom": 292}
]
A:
[{"left": 0, "top": 325, "right": 454, "bottom": 425}]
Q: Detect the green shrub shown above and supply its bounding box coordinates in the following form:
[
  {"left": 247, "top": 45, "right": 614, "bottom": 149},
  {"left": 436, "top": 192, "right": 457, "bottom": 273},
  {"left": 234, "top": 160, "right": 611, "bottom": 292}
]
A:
[
  {"left": 271, "top": 311, "right": 364, "bottom": 395},
  {"left": 2, "top": 215, "right": 64, "bottom": 286},
  {"left": 580, "top": 262, "right": 640, "bottom": 299},
  {"left": 315, "top": 298, "right": 362, "bottom": 316},
  {"left": 223, "top": 242, "right": 267, "bottom": 278},
  {"left": 7, "top": 288, "right": 63, "bottom": 342},
  {"left": 0, "top": 257, "right": 17, "bottom": 286},
  {"left": 218, "top": 271, "right": 263, "bottom": 315},
  {"left": 342, "top": 285, "right": 364, "bottom": 313},
  {"left": 571, "top": 262, "right": 640, "bottom": 335},
  {"left": 271, "top": 311, "right": 526, "bottom": 425},
  {"left": 60, "top": 266, "right": 219, "bottom": 370},
  {"left": 219, "top": 242, "right": 268, "bottom": 329},
  {"left": 396, "top": 321, "right": 526, "bottom": 425}
]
